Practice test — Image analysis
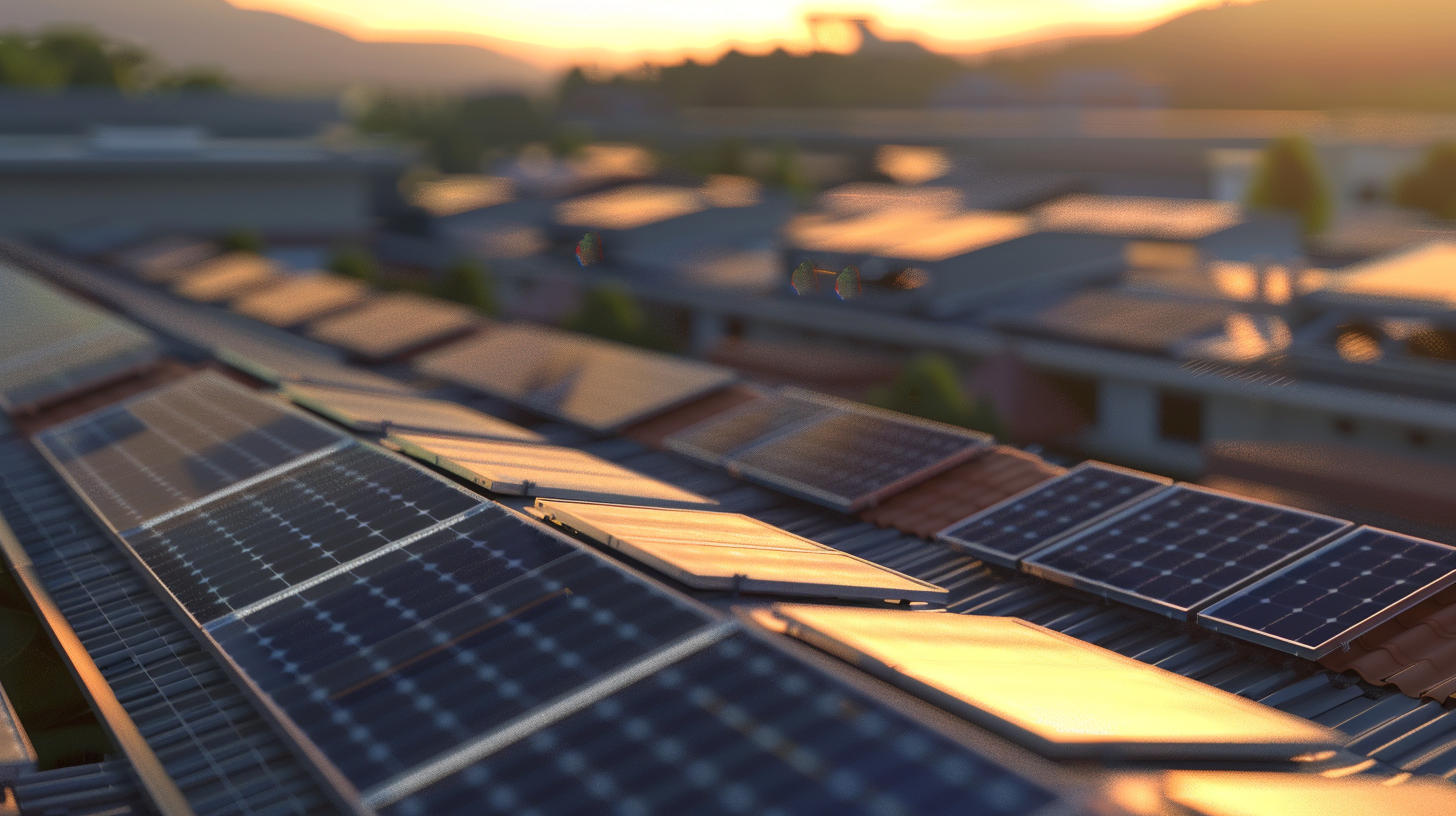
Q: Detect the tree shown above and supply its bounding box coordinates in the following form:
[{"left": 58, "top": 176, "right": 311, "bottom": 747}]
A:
[
  {"left": 1246, "top": 135, "right": 1332, "bottom": 235},
  {"left": 328, "top": 245, "right": 378, "bottom": 285},
  {"left": 437, "top": 259, "right": 497, "bottom": 315},
  {"left": 869, "top": 354, "right": 1004, "bottom": 437},
  {"left": 1394, "top": 142, "right": 1456, "bottom": 220},
  {"left": 562, "top": 282, "right": 665, "bottom": 350}
]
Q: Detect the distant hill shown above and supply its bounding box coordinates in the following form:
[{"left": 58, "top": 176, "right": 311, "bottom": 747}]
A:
[
  {"left": 988, "top": 0, "right": 1456, "bottom": 109},
  {"left": 0, "top": 0, "right": 548, "bottom": 92}
]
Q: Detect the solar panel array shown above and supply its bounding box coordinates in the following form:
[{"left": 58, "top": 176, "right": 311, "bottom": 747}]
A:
[
  {"left": 284, "top": 382, "right": 545, "bottom": 442},
  {"left": 308, "top": 293, "right": 480, "bottom": 362},
  {"left": 231, "top": 274, "right": 374, "bottom": 328},
  {"left": 171, "top": 253, "right": 280, "bottom": 303},
  {"left": 938, "top": 462, "right": 1172, "bottom": 568},
  {"left": 1023, "top": 486, "right": 1350, "bottom": 620},
  {"left": 537, "top": 500, "right": 948, "bottom": 603},
  {"left": 0, "top": 261, "right": 161, "bottom": 413},
  {"left": 415, "top": 323, "right": 739, "bottom": 432},
  {"left": 1200, "top": 527, "right": 1456, "bottom": 659},
  {"left": 36, "top": 373, "right": 347, "bottom": 531},
  {"left": 664, "top": 390, "right": 828, "bottom": 465}
]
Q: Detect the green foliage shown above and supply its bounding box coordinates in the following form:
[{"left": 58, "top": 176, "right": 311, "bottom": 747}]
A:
[
  {"left": 354, "top": 92, "right": 551, "bottom": 173},
  {"left": 559, "top": 47, "right": 966, "bottom": 109},
  {"left": 869, "top": 354, "right": 1005, "bottom": 437},
  {"left": 1394, "top": 142, "right": 1456, "bottom": 220},
  {"left": 328, "top": 245, "right": 378, "bottom": 285},
  {"left": 437, "top": 259, "right": 497, "bottom": 315},
  {"left": 218, "top": 228, "right": 263, "bottom": 254},
  {"left": 0, "top": 26, "right": 229, "bottom": 93},
  {"left": 562, "top": 283, "right": 666, "bottom": 350},
  {"left": 1246, "top": 136, "right": 1332, "bottom": 235},
  {"left": 0, "top": 571, "right": 112, "bottom": 769}
]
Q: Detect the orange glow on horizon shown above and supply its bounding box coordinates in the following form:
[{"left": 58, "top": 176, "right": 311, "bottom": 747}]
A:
[{"left": 228, "top": 0, "right": 1241, "bottom": 68}]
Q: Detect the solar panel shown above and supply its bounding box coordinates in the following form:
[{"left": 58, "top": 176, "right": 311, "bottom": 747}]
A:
[
  {"left": 171, "top": 252, "right": 280, "bottom": 303},
  {"left": 207, "top": 507, "right": 716, "bottom": 790},
  {"left": 937, "top": 462, "right": 1172, "bottom": 569},
  {"left": 414, "top": 323, "right": 739, "bottom": 432},
  {"left": 727, "top": 407, "right": 990, "bottom": 513},
  {"left": 1161, "top": 771, "right": 1456, "bottom": 816},
  {"left": 123, "top": 444, "right": 484, "bottom": 625},
  {"left": 537, "top": 500, "right": 948, "bottom": 603},
  {"left": 757, "top": 605, "right": 1343, "bottom": 761},
  {"left": 1023, "top": 486, "right": 1350, "bottom": 619},
  {"left": 389, "top": 432, "right": 717, "bottom": 508},
  {"left": 374, "top": 633, "right": 1074, "bottom": 816},
  {"left": 1198, "top": 527, "right": 1456, "bottom": 659},
  {"left": 35, "top": 372, "right": 347, "bottom": 531},
  {"left": 231, "top": 274, "right": 374, "bottom": 328},
  {"left": 664, "top": 390, "right": 829, "bottom": 465},
  {"left": 284, "top": 382, "right": 545, "bottom": 442},
  {"left": 0, "top": 263, "right": 161, "bottom": 413},
  {"left": 307, "top": 293, "right": 480, "bottom": 362}
]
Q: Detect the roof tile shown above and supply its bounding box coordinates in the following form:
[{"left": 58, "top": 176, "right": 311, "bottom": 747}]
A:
[
  {"left": 1321, "top": 586, "right": 1456, "bottom": 701},
  {"left": 858, "top": 446, "right": 1064, "bottom": 537}
]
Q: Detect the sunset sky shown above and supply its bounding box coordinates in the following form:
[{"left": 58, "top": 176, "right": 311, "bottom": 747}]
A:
[{"left": 230, "top": 0, "right": 1240, "bottom": 65}]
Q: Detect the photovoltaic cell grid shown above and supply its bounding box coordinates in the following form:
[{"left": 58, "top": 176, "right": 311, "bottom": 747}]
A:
[
  {"left": 937, "top": 463, "right": 1171, "bottom": 569},
  {"left": 123, "top": 444, "right": 483, "bottom": 625},
  {"left": 728, "top": 409, "right": 990, "bottom": 513},
  {"left": 1023, "top": 486, "right": 1350, "bottom": 619},
  {"left": 1199, "top": 527, "right": 1456, "bottom": 659},
  {"left": 209, "top": 507, "right": 716, "bottom": 791},
  {"left": 380, "top": 633, "right": 1067, "bottom": 816},
  {"left": 36, "top": 373, "right": 346, "bottom": 531},
  {"left": 664, "top": 391, "right": 829, "bottom": 465}
]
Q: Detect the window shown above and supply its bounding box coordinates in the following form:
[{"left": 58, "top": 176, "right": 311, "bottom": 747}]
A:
[{"left": 1159, "top": 391, "right": 1203, "bottom": 444}]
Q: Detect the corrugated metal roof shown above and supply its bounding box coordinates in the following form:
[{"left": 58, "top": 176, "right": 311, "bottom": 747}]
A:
[
  {"left": 12, "top": 760, "right": 151, "bottom": 816},
  {"left": 0, "top": 435, "right": 342, "bottom": 816}
]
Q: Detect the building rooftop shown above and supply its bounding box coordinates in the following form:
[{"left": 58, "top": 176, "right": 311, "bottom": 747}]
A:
[{"left": 1031, "top": 194, "right": 1245, "bottom": 241}]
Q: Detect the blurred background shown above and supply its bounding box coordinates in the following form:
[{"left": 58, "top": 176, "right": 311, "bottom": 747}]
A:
[{"left": 7, "top": 0, "right": 1456, "bottom": 539}]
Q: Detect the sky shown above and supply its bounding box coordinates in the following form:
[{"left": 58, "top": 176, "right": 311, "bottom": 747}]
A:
[{"left": 230, "top": 0, "right": 1237, "bottom": 67}]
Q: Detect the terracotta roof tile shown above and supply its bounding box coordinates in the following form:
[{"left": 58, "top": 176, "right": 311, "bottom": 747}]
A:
[
  {"left": 858, "top": 446, "right": 1064, "bottom": 538},
  {"left": 620, "top": 385, "right": 765, "bottom": 448},
  {"left": 1320, "top": 585, "right": 1456, "bottom": 701}
]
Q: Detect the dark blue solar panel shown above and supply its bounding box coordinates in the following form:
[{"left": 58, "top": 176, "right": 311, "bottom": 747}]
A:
[
  {"left": 209, "top": 509, "right": 715, "bottom": 789},
  {"left": 36, "top": 372, "right": 344, "bottom": 530},
  {"left": 1023, "top": 486, "right": 1349, "bottom": 619},
  {"left": 380, "top": 633, "right": 1066, "bottom": 816},
  {"left": 124, "top": 444, "right": 481, "bottom": 624},
  {"left": 937, "top": 463, "right": 1170, "bottom": 568},
  {"left": 728, "top": 411, "right": 988, "bottom": 513},
  {"left": 665, "top": 392, "right": 828, "bottom": 465},
  {"left": 1199, "top": 527, "right": 1456, "bottom": 659}
]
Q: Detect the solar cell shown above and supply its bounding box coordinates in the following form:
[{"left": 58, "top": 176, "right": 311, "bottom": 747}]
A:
[
  {"left": 36, "top": 372, "right": 347, "bottom": 531},
  {"left": 664, "top": 390, "right": 828, "bottom": 465},
  {"left": 231, "top": 274, "right": 374, "bottom": 328},
  {"left": 171, "top": 252, "right": 280, "bottom": 303},
  {"left": 124, "top": 444, "right": 484, "bottom": 624},
  {"left": 414, "top": 323, "right": 738, "bottom": 432},
  {"left": 1198, "top": 527, "right": 1456, "bottom": 659},
  {"left": 284, "top": 382, "right": 545, "bottom": 442},
  {"left": 307, "top": 293, "right": 480, "bottom": 362},
  {"left": 389, "top": 432, "right": 716, "bottom": 508},
  {"left": 538, "top": 500, "right": 947, "bottom": 603},
  {"left": 375, "top": 633, "right": 1073, "bottom": 816},
  {"left": 208, "top": 508, "right": 716, "bottom": 790},
  {"left": 1023, "top": 486, "right": 1350, "bottom": 619},
  {"left": 937, "top": 462, "right": 1172, "bottom": 568},
  {"left": 758, "top": 605, "right": 1343, "bottom": 761},
  {"left": 727, "top": 408, "right": 990, "bottom": 513}
]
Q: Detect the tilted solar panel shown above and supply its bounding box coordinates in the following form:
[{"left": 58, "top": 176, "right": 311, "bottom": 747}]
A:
[
  {"left": 1198, "top": 527, "right": 1456, "bottom": 660},
  {"left": 373, "top": 633, "right": 1075, "bottom": 816},
  {"left": 414, "top": 323, "right": 739, "bottom": 432},
  {"left": 663, "top": 390, "right": 828, "bottom": 465},
  {"left": 937, "top": 462, "right": 1171, "bottom": 569},
  {"left": 727, "top": 408, "right": 990, "bottom": 513},
  {"left": 284, "top": 382, "right": 545, "bottom": 442},
  {"left": 389, "top": 432, "right": 717, "bottom": 508},
  {"left": 171, "top": 252, "right": 280, "bottom": 303},
  {"left": 1023, "top": 486, "right": 1350, "bottom": 620},
  {"left": 537, "top": 500, "right": 948, "bottom": 603},
  {"left": 124, "top": 444, "right": 484, "bottom": 625},
  {"left": 307, "top": 293, "right": 480, "bottom": 362},
  {"left": 231, "top": 274, "right": 374, "bottom": 328},
  {"left": 208, "top": 507, "right": 717, "bottom": 792},
  {"left": 36, "top": 372, "right": 347, "bottom": 531}
]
